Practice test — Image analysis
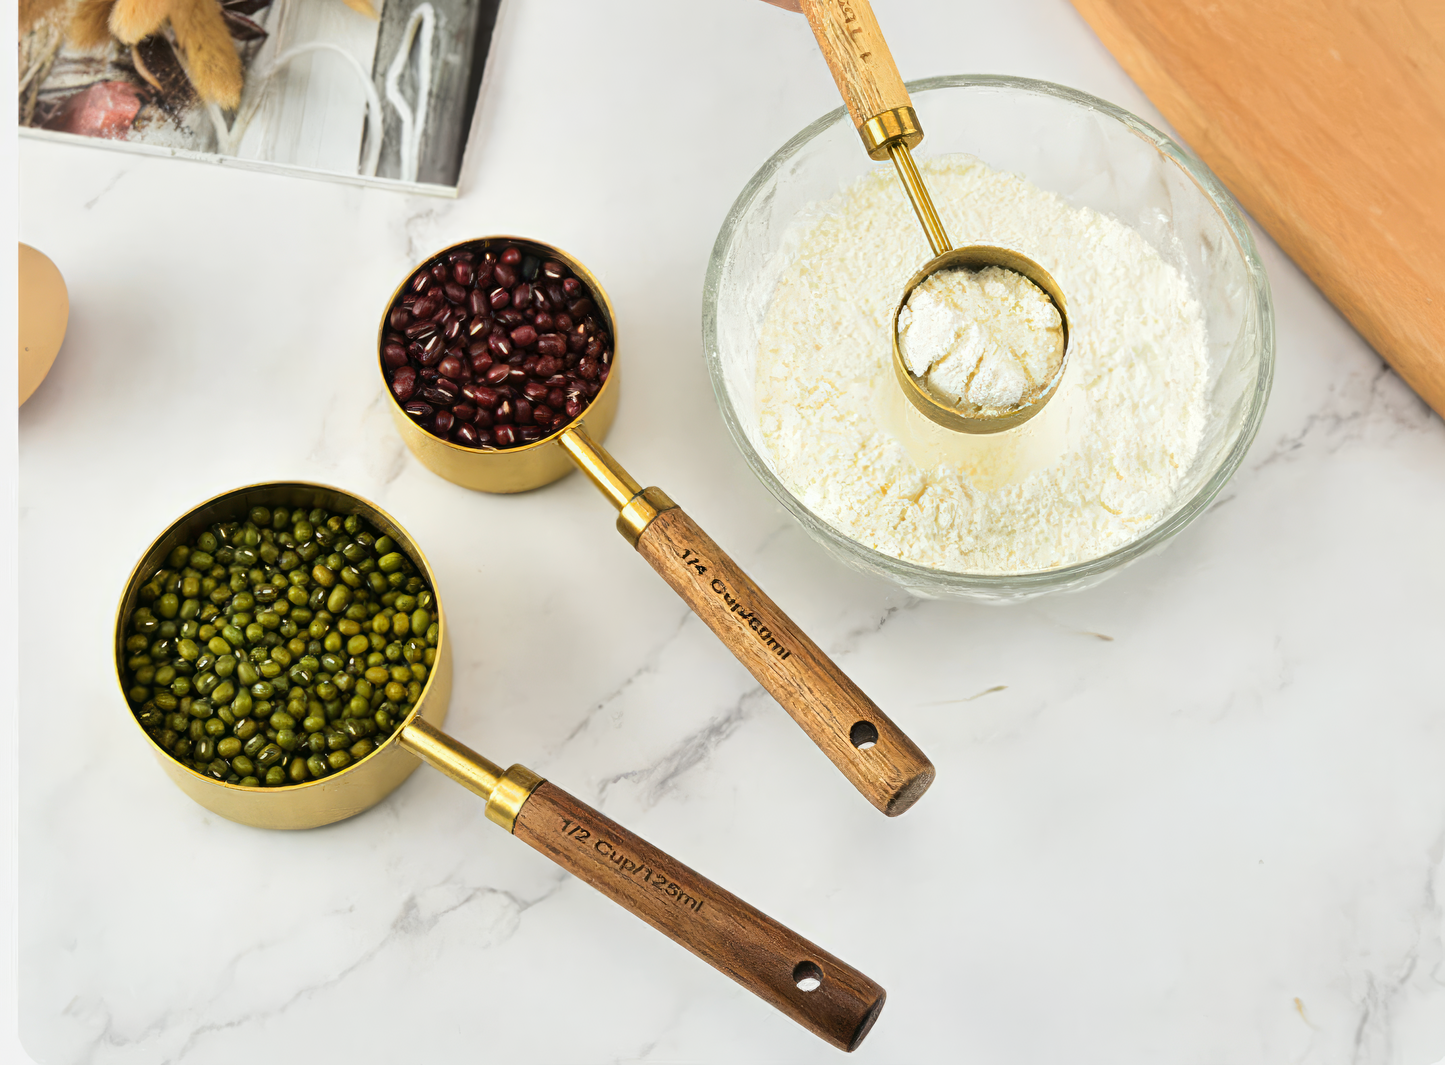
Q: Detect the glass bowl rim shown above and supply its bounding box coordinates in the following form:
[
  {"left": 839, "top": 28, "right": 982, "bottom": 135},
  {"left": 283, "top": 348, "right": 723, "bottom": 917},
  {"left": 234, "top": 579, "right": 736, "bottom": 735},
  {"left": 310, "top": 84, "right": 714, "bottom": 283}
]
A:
[{"left": 701, "top": 73, "right": 1275, "bottom": 594}]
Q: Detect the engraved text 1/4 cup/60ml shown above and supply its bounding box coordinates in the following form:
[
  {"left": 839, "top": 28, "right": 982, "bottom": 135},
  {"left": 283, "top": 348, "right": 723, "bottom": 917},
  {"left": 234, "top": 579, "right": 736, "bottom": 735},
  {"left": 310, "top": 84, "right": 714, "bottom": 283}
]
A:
[
  {"left": 115, "top": 482, "right": 886, "bottom": 1052},
  {"left": 379, "top": 236, "right": 935, "bottom": 818}
]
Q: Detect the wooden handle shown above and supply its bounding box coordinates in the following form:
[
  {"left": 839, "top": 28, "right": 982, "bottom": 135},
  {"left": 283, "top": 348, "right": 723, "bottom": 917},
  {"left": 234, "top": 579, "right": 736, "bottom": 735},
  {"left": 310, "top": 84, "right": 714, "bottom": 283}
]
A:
[
  {"left": 514, "top": 781, "right": 886, "bottom": 1052},
  {"left": 799, "top": 0, "right": 911, "bottom": 127},
  {"left": 634, "top": 506, "right": 934, "bottom": 816}
]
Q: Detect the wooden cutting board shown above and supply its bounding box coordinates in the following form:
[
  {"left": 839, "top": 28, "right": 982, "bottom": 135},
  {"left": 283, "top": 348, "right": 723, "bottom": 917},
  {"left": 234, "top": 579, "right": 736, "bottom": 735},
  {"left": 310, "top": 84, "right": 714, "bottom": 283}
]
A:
[{"left": 1068, "top": 0, "right": 1445, "bottom": 418}]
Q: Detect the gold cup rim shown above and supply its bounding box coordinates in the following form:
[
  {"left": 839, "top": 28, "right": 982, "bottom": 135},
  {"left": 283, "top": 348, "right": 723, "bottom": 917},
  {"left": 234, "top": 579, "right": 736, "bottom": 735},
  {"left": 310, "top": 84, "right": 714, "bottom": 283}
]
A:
[
  {"left": 114, "top": 480, "right": 447, "bottom": 795},
  {"left": 890, "top": 244, "right": 1071, "bottom": 435},
  {"left": 375, "top": 234, "right": 621, "bottom": 461}
]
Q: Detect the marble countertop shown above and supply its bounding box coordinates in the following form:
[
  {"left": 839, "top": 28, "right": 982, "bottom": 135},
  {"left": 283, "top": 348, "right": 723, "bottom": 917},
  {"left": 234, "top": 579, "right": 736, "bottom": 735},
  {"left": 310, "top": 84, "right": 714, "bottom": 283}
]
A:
[{"left": 16, "top": 1, "right": 1445, "bottom": 1062}]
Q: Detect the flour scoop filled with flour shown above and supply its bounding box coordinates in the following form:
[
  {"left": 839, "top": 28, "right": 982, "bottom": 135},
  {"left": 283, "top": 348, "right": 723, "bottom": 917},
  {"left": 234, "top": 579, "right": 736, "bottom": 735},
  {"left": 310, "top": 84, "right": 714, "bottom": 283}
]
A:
[{"left": 798, "top": 0, "right": 1070, "bottom": 434}]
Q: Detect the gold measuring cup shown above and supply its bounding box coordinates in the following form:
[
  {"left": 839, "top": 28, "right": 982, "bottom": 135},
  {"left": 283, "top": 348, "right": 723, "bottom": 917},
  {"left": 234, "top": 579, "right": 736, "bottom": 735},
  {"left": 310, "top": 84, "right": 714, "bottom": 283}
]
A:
[
  {"left": 798, "top": 0, "right": 1071, "bottom": 433},
  {"left": 115, "top": 482, "right": 886, "bottom": 1052},
  {"left": 380, "top": 237, "right": 934, "bottom": 817}
]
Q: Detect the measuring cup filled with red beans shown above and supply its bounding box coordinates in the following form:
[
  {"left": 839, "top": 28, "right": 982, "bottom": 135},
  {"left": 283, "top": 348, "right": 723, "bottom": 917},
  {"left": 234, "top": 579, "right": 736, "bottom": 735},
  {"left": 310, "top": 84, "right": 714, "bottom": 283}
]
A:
[{"left": 377, "top": 237, "right": 934, "bottom": 818}]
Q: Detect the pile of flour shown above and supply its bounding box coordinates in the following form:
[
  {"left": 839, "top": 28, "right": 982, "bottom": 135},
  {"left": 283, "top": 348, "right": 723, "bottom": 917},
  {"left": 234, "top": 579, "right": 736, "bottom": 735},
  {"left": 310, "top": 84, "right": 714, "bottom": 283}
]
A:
[
  {"left": 898, "top": 265, "right": 1065, "bottom": 412},
  {"left": 755, "top": 155, "right": 1210, "bottom": 574}
]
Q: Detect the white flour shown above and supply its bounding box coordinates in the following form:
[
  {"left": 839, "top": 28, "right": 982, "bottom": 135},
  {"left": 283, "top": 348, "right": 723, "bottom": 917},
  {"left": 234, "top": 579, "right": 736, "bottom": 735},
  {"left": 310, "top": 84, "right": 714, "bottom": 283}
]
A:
[
  {"left": 898, "top": 265, "right": 1064, "bottom": 412},
  {"left": 755, "top": 156, "right": 1210, "bottom": 574}
]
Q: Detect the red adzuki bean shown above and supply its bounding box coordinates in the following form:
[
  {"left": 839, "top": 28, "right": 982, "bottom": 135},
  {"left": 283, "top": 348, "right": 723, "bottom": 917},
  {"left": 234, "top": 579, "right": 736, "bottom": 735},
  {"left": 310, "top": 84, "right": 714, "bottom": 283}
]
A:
[
  {"left": 391, "top": 366, "right": 417, "bottom": 401},
  {"left": 463, "top": 383, "right": 499, "bottom": 407},
  {"left": 384, "top": 242, "right": 613, "bottom": 450}
]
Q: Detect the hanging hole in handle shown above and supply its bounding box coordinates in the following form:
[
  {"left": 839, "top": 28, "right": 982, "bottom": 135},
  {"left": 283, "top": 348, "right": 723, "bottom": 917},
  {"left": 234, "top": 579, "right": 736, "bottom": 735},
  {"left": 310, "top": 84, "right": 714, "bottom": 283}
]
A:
[
  {"left": 793, "top": 960, "right": 823, "bottom": 992},
  {"left": 849, "top": 720, "right": 879, "bottom": 750}
]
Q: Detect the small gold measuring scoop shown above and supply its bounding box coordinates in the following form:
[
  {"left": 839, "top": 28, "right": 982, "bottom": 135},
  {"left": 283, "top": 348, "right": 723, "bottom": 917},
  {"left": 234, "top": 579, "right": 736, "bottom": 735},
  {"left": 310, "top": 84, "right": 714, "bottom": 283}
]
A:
[
  {"left": 116, "top": 482, "right": 886, "bottom": 1052},
  {"left": 799, "top": 0, "right": 1071, "bottom": 434}
]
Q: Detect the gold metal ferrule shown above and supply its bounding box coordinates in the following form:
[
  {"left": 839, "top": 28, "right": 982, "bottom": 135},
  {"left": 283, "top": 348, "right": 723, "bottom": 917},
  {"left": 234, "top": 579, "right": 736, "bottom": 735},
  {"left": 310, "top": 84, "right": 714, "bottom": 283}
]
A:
[
  {"left": 617, "top": 486, "right": 677, "bottom": 547},
  {"left": 485, "top": 765, "right": 546, "bottom": 833},
  {"left": 859, "top": 105, "right": 922, "bottom": 160}
]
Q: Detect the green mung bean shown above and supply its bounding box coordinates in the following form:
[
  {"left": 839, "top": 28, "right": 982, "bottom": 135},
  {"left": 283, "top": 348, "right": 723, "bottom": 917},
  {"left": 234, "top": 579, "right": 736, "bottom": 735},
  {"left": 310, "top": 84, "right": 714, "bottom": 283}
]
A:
[{"left": 123, "top": 504, "right": 434, "bottom": 787}]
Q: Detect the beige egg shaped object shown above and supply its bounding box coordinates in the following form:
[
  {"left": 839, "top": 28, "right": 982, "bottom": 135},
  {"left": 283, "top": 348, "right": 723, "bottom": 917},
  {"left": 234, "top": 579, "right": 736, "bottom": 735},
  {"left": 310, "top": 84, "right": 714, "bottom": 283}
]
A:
[{"left": 19, "top": 243, "right": 69, "bottom": 406}]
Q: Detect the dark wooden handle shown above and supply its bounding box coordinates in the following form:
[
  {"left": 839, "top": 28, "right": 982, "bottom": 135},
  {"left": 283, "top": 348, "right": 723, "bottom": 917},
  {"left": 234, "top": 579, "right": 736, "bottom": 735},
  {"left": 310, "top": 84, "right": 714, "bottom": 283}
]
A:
[
  {"left": 799, "top": 0, "right": 911, "bottom": 128},
  {"left": 513, "top": 781, "right": 886, "bottom": 1052},
  {"left": 633, "top": 506, "right": 934, "bottom": 816}
]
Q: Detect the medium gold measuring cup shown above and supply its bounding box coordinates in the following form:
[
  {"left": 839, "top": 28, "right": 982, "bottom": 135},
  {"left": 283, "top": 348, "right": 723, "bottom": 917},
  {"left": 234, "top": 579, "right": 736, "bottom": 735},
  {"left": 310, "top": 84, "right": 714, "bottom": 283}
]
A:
[
  {"left": 379, "top": 236, "right": 934, "bottom": 817},
  {"left": 115, "top": 482, "right": 885, "bottom": 1051},
  {"left": 799, "top": 0, "right": 1072, "bottom": 433}
]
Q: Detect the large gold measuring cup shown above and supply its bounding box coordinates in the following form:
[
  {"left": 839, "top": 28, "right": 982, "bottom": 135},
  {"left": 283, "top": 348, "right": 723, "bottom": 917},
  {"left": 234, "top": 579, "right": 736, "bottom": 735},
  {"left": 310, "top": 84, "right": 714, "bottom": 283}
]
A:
[
  {"left": 799, "top": 0, "right": 1071, "bottom": 434},
  {"left": 115, "top": 482, "right": 885, "bottom": 1051},
  {"left": 380, "top": 237, "right": 934, "bottom": 817}
]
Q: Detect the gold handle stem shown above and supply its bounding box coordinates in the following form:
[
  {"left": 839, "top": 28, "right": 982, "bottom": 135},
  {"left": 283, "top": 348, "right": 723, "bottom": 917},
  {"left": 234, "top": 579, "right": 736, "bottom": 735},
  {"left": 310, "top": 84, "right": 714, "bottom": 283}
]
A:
[
  {"left": 887, "top": 143, "right": 951, "bottom": 258},
  {"left": 559, "top": 425, "right": 641, "bottom": 510},
  {"left": 399, "top": 717, "right": 504, "bottom": 800},
  {"left": 559, "top": 425, "right": 677, "bottom": 546},
  {"left": 399, "top": 718, "right": 544, "bottom": 833}
]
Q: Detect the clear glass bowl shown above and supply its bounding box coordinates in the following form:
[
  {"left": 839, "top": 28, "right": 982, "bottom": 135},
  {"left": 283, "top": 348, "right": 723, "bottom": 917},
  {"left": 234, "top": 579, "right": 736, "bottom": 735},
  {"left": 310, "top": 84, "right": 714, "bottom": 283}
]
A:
[{"left": 702, "top": 75, "right": 1274, "bottom": 602}]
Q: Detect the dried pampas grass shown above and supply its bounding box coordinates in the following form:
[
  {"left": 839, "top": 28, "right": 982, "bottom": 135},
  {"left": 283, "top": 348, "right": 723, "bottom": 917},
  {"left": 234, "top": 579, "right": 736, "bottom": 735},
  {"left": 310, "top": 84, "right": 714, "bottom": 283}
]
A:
[
  {"left": 58, "top": 0, "right": 370, "bottom": 110},
  {"left": 20, "top": 0, "right": 71, "bottom": 32},
  {"left": 66, "top": 0, "right": 118, "bottom": 50},
  {"left": 169, "top": 0, "right": 242, "bottom": 108},
  {"left": 108, "top": 0, "right": 172, "bottom": 43}
]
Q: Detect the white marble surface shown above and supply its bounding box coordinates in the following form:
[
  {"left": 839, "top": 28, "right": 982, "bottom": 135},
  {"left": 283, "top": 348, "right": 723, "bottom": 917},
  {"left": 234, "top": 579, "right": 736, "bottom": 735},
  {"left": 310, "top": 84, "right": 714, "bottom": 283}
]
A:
[{"left": 16, "top": 1, "right": 1445, "bottom": 1062}]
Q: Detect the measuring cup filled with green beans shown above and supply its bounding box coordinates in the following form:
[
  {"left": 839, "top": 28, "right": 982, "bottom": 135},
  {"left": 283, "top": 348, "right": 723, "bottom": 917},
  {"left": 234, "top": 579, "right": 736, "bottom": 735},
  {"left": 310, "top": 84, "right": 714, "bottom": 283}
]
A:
[{"left": 114, "top": 481, "right": 887, "bottom": 1052}]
